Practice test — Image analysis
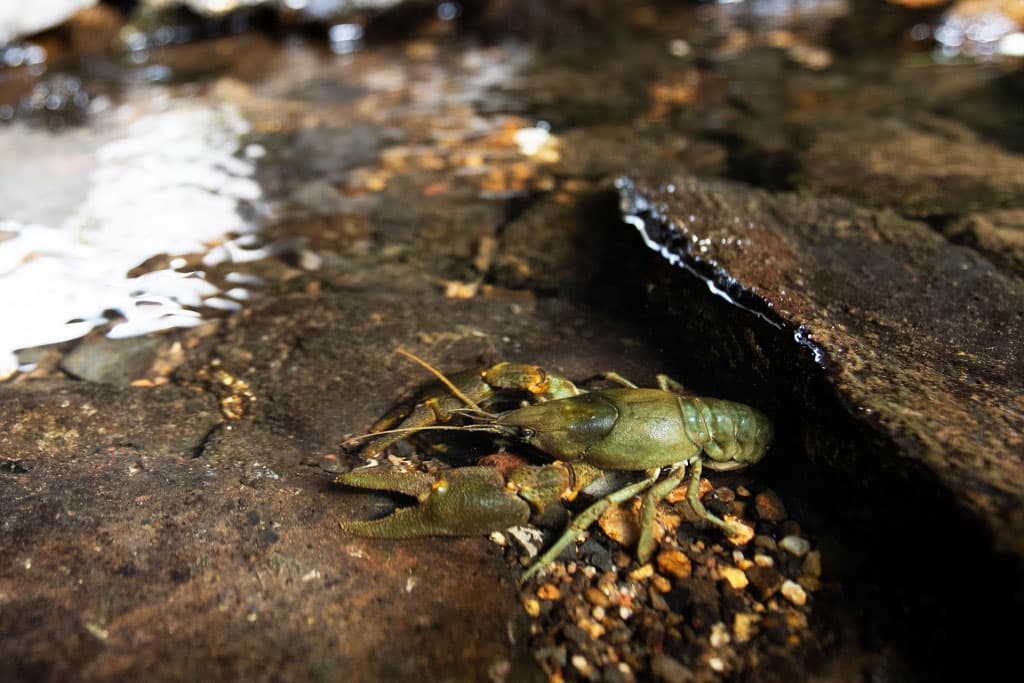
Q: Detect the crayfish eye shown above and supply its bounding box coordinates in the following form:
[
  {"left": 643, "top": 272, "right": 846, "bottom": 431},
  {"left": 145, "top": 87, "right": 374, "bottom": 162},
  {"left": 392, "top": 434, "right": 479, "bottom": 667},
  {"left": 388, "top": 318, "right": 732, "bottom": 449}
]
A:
[{"left": 521, "top": 428, "right": 536, "bottom": 439}]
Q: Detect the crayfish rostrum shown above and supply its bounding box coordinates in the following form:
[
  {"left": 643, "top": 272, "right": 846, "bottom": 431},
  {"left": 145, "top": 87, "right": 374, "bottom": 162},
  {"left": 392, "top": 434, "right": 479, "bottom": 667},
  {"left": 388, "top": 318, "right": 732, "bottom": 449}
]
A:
[{"left": 336, "top": 351, "right": 773, "bottom": 581}]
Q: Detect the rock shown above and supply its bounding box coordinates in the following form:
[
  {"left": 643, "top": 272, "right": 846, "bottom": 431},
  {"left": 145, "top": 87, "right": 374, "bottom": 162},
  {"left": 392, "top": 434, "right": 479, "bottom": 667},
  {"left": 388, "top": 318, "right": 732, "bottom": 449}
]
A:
[
  {"left": 794, "top": 116, "right": 1024, "bottom": 217},
  {"left": 618, "top": 173, "right": 1024, "bottom": 562},
  {"left": 719, "top": 566, "right": 749, "bottom": 590},
  {"left": 0, "top": 375, "right": 542, "bottom": 682},
  {"left": 779, "top": 535, "right": 811, "bottom": 557},
  {"left": 754, "top": 490, "right": 787, "bottom": 521},
  {"left": 60, "top": 334, "right": 180, "bottom": 386},
  {"left": 781, "top": 580, "right": 808, "bottom": 607},
  {"left": 745, "top": 566, "right": 785, "bottom": 601},
  {"left": 733, "top": 613, "right": 760, "bottom": 643},
  {"left": 943, "top": 209, "right": 1024, "bottom": 278},
  {"left": 656, "top": 549, "right": 692, "bottom": 580},
  {"left": 650, "top": 653, "right": 694, "bottom": 683},
  {"left": 802, "top": 550, "right": 823, "bottom": 578}
]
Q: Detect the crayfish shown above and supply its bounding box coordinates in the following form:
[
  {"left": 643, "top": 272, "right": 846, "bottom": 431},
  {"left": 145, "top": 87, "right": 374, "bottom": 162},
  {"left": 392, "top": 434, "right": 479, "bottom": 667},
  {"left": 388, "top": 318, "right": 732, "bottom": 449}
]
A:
[{"left": 336, "top": 351, "right": 773, "bottom": 581}]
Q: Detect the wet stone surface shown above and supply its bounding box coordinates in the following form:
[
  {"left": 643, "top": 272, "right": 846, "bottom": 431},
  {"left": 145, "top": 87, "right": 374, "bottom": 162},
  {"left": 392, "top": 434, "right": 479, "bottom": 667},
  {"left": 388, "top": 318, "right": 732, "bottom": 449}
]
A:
[
  {"left": 619, "top": 173, "right": 1024, "bottom": 559},
  {"left": 2, "top": 1, "right": 1024, "bottom": 682}
]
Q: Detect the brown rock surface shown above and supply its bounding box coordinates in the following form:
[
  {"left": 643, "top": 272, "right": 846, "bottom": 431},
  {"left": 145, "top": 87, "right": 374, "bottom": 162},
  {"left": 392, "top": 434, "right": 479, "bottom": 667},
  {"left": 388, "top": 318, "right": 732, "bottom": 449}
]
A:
[
  {"left": 0, "top": 344, "right": 543, "bottom": 682},
  {"left": 619, "top": 173, "right": 1024, "bottom": 560},
  {"left": 795, "top": 116, "right": 1024, "bottom": 218}
]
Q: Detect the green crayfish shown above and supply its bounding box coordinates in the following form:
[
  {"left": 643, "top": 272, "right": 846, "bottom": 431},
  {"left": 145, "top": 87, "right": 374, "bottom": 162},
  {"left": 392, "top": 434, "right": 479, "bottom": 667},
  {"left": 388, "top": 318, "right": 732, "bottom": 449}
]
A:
[{"left": 337, "top": 352, "right": 773, "bottom": 581}]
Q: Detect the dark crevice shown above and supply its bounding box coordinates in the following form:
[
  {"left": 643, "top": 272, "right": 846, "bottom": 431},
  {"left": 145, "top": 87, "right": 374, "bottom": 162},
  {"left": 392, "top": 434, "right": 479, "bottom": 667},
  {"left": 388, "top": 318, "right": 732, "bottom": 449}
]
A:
[
  {"left": 190, "top": 421, "right": 224, "bottom": 459},
  {"left": 564, "top": 198, "right": 1023, "bottom": 680}
]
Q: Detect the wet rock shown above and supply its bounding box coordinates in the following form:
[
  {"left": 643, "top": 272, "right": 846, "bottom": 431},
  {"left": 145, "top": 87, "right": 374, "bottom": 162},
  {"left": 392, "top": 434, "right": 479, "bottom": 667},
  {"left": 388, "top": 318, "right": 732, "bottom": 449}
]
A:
[
  {"left": 943, "top": 208, "right": 1024, "bottom": 277},
  {"left": 779, "top": 535, "right": 811, "bottom": 558},
  {"left": 0, "top": 373, "right": 542, "bottom": 682},
  {"left": 656, "top": 549, "right": 692, "bottom": 580},
  {"left": 60, "top": 334, "right": 181, "bottom": 386},
  {"left": 650, "top": 653, "right": 694, "bottom": 683},
  {"left": 780, "top": 580, "right": 808, "bottom": 607},
  {"left": 754, "top": 490, "right": 787, "bottom": 521},
  {"left": 619, "top": 173, "right": 1024, "bottom": 562},
  {"left": 794, "top": 116, "right": 1024, "bottom": 217},
  {"left": 745, "top": 565, "right": 784, "bottom": 601},
  {"left": 0, "top": 380, "right": 220, "bottom": 455}
]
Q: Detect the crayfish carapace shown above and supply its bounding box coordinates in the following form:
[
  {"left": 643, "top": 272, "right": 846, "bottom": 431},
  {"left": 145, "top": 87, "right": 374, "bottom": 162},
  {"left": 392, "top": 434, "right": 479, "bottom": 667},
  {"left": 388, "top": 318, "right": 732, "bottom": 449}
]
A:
[{"left": 336, "top": 351, "right": 773, "bottom": 581}]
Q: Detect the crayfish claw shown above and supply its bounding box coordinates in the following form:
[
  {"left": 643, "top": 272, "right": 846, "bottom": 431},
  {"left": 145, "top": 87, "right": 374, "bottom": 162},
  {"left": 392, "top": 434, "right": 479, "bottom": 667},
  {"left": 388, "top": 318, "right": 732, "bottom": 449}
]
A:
[{"left": 336, "top": 466, "right": 532, "bottom": 538}]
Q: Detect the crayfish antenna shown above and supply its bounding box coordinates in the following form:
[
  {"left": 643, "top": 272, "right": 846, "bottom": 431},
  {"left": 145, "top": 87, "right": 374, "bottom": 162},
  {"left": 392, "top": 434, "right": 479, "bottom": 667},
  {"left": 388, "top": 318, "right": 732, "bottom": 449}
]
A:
[
  {"left": 340, "top": 423, "right": 515, "bottom": 448},
  {"left": 395, "top": 347, "right": 492, "bottom": 417}
]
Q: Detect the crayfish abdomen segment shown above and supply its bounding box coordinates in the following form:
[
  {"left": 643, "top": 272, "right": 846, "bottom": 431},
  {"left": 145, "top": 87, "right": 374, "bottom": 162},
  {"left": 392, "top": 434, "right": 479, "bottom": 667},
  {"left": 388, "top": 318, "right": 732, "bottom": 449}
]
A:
[{"left": 678, "top": 397, "right": 773, "bottom": 470}]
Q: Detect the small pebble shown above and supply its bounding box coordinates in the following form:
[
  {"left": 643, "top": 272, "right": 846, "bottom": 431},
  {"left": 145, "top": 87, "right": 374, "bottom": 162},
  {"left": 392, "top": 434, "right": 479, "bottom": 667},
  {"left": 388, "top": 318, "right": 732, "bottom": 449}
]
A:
[
  {"left": 656, "top": 550, "right": 692, "bottom": 579},
  {"left": 719, "top": 566, "right": 749, "bottom": 590},
  {"left": 779, "top": 520, "right": 802, "bottom": 537},
  {"left": 650, "top": 654, "right": 693, "bottom": 683},
  {"left": 651, "top": 574, "right": 671, "bottom": 593},
  {"left": 753, "top": 553, "right": 775, "bottom": 567},
  {"left": 785, "top": 607, "right": 809, "bottom": 630},
  {"left": 711, "top": 486, "right": 735, "bottom": 503},
  {"left": 579, "top": 617, "right": 606, "bottom": 639},
  {"left": 709, "top": 657, "right": 725, "bottom": 672},
  {"left": 563, "top": 624, "right": 591, "bottom": 646},
  {"left": 612, "top": 662, "right": 635, "bottom": 683},
  {"left": 798, "top": 576, "right": 821, "bottom": 592},
  {"left": 571, "top": 654, "right": 594, "bottom": 678},
  {"left": 779, "top": 535, "right": 811, "bottom": 557},
  {"left": 745, "top": 565, "right": 784, "bottom": 600},
  {"left": 628, "top": 564, "right": 654, "bottom": 581},
  {"left": 723, "top": 517, "right": 755, "bottom": 546},
  {"left": 753, "top": 535, "right": 777, "bottom": 553},
  {"left": 781, "top": 579, "right": 808, "bottom": 606},
  {"left": 709, "top": 622, "right": 731, "bottom": 647},
  {"left": 649, "top": 589, "right": 670, "bottom": 612},
  {"left": 585, "top": 586, "right": 611, "bottom": 607},
  {"left": 733, "top": 613, "right": 760, "bottom": 643},
  {"left": 599, "top": 503, "right": 640, "bottom": 547},
  {"left": 736, "top": 485, "right": 752, "bottom": 497},
  {"left": 523, "top": 598, "right": 540, "bottom": 617},
  {"left": 537, "top": 583, "right": 560, "bottom": 600},
  {"left": 802, "top": 550, "right": 822, "bottom": 577},
  {"left": 754, "top": 490, "right": 787, "bottom": 521}
]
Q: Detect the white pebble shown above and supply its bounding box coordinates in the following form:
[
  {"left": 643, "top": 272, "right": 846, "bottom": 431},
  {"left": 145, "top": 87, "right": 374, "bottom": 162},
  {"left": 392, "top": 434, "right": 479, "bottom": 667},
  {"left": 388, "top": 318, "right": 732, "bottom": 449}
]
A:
[
  {"left": 779, "top": 535, "right": 811, "bottom": 557},
  {"left": 710, "top": 622, "right": 731, "bottom": 647},
  {"left": 571, "top": 654, "right": 593, "bottom": 677},
  {"left": 781, "top": 579, "right": 808, "bottom": 606}
]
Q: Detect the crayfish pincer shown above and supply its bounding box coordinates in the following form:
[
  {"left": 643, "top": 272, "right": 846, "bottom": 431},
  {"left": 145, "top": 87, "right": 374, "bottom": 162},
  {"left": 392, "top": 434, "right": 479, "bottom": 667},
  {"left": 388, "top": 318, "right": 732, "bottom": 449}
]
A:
[{"left": 336, "top": 354, "right": 773, "bottom": 581}]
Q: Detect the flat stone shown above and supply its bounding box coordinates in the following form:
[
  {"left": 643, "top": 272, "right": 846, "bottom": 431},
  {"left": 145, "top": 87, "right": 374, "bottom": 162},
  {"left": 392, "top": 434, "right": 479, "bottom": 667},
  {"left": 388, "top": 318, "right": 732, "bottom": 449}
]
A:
[
  {"left": 60, "top": 334, "right": 178, "bottom": 386},
  {"left": 0, "top": 373, "right": 542, "bottom": 683},
  {"left": 619, "top": 173, "right": 1024, "bottom": 562},
  {"left": 943, "top": 208, "right": 1024, "bottom": 278},
  {"left": 794, "top": 116, "right": 1024, "bottom": 218}
]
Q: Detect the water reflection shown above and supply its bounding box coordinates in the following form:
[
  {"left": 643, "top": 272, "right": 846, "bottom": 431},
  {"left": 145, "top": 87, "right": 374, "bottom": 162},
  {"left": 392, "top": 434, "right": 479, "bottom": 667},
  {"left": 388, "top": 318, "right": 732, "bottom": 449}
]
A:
[{"left": 0, "top": 95, "right": 261, "bottom": 378}]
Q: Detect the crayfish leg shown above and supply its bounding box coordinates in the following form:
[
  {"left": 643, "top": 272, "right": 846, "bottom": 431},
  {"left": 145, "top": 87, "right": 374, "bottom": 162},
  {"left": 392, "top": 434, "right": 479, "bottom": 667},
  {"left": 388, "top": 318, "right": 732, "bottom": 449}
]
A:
[
  {"left": 520, "top": 471, "right": 659, "bottom": 583},
  {"left": 656, "top": 374, "right": 697, "bottom": 396},
  {"left": 585, "top": 371, "right": 640, "bottom": 389},
  {"left": 636, "top": 463, "right": 690, "bottom": 564},
  {"left": 685, "top": 458, "right": 741, "bottom": 536}
]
